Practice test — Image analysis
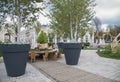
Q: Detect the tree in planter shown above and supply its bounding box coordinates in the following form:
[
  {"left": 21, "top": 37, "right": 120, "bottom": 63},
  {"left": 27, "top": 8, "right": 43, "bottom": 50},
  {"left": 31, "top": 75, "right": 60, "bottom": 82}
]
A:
[
  {"left": 79, "top": 27, "right": 88, "bottom": 42},
  {"left": 0, "top": 0, "right": 44, "bottom": 42},
  {"left": 0, "top": 0, "right": 44, "bottom": 77},
  {"left": 4, "top": 23, "right": 14, "bottom": 43},
  {"left": 37, "top": 31, "right": 48, "bottom": 49},
  {"left": 47, "top": 0, "right": 95, "bottom": 41},
  {"left": 47, "top": 0, "right": 95, "bottom": 65}
]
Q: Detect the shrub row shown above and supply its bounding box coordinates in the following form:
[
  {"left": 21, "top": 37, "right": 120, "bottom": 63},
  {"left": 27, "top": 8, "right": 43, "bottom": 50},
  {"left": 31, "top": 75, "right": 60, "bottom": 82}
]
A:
[{"left": 97, "top": 44, "right": 120, "bottom": 59}]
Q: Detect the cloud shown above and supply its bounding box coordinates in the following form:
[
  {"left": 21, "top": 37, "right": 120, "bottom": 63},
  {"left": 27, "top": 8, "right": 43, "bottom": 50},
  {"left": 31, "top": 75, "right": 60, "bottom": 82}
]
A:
[{"left": 95, "top": 0, "right": 120, "bottom": 25}]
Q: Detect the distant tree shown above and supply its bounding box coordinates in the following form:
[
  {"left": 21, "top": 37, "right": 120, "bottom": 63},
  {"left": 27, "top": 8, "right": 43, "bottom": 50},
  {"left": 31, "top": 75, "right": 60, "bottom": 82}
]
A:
[
  {"left": 109, "top": 28, "right": 115, "bottom": 37},
  {"left": 114, "top": 25, "right": 120, "bottom": 36},
  {"left": 99, "top": 31, "right": 104, "bottom": 39},
  {"left": 93, "top": 17, "right": 102, "bottom": 44}
]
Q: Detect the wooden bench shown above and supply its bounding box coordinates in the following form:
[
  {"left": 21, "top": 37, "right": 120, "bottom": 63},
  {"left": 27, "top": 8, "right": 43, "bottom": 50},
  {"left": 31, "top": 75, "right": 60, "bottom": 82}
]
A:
[{"left": 29, "top": 49, "right": 58, "bottom": 62}]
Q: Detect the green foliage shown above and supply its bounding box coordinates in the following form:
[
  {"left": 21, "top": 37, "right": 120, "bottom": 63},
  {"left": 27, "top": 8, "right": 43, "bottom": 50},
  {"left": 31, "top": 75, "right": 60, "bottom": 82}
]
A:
[
  {"left": 97, "top": 44, "right": 120, "bottom": 59},
  {"left": 48, "top": 0, "right": 95, "bottom": 40},
  {"left": 109, "top": 28, "right": 115, "bottom": 37},
  {"left": 114, "top": 45, "right": 120, "bottom": 55},
  {"left": 84, "top": 42, "right": 90, "bottom": 47},
  {"left": 103, "top": 44, "right": 112, "bottom": 54},
  {"left": 37, "top": 31, "right": 48, "bottom": 43},
  {"left": 82, "top": 42, "right": 90, "bottom": 49},
  {"left": 0, "top": 0, "right": 43, "bottom": 37},
  {"left": 97, "top": 51, "right": 120, "bottom": 59},
  {"left": 79, "top": 28, "right": 87, "bottom": 38},
  {"left": 88, "top": 27, "right": 94, "bottom": 38},
  {"left": 114, "top": 25, "right": 120, "bottom": 36},
  {"left": 58, "top": 48, "right": 63, "bottom": 54}
]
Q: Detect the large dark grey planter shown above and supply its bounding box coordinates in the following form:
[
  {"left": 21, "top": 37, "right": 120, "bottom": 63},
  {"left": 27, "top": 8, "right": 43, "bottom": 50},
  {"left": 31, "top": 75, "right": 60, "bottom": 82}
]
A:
[
  {"left": 63, "top": 43, "right": 82, "bottom": 65},
  {"left": 0, "top": 44, "right": 30, "bottom": 77}
]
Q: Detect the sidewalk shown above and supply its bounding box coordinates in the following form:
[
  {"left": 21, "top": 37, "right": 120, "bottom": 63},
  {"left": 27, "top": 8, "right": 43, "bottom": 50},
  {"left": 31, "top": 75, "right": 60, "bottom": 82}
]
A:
[
  {"left": 0, "top": 50, "right": 120, "bottom": 82},
  {"left": 0, "top": 61, "right": 53, "bottom": 82},
  {"left": 32, "top": 61, "right": 117, "bottom": 82},
  {"left": 57, "top": 50, "right": 120, "bottom": 81}
]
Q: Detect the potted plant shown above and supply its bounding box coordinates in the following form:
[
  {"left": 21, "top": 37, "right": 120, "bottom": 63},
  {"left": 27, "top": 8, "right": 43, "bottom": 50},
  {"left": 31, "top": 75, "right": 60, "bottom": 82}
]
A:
[
  {"left": 0, "top": 0, "right": 43, "bottom": 77},
  {"left": 37, "top": 31, "right": 48, "bottom": 49},
  {"left": 48, "top": 0, "right": 95, "bottom": 65}
]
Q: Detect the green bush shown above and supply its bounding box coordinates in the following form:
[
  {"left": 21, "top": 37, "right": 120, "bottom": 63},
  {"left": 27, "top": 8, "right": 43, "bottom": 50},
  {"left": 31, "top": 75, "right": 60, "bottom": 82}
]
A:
[
  {"left": 114, "top": 45, "right": 120, "bottom": 55},
  {"left": 37, "top": 31, "right": 48, "bottom": 43},
  {"left": 103, "top": 44, "right": 112, "bottom": 54},
  {"left": 97, "top": 44, "right": 120, "bottom": 59},
  {"left": 84, "top": 42, "right": 90, "bottom": 47},
  {"left": 82, "top": 42, "right": 90, "bottom": 48}
]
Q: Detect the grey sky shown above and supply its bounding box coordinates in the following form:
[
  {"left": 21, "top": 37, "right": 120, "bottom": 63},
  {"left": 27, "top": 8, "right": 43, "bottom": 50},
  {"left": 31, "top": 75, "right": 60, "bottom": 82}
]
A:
[
  {"left": 95, "top": 0, "right": 120, "bottom": 25},
  {"left": 39, "top": 0, "right": 120, "bottom": 25}
]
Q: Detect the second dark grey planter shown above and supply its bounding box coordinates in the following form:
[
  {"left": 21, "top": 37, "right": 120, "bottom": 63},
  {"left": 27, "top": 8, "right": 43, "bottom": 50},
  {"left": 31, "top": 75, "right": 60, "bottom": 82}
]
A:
[
  {"left": 63, "top": 43, "right": 82, "bottom": 65},
  {"left": 0, "top": 44, "right": 30, "bottom": 77}
]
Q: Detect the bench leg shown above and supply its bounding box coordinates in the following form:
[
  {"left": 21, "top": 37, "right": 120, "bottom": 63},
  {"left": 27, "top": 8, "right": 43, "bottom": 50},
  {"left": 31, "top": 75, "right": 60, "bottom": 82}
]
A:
[
  {"left": 43, "top": 53, "right": 48, "bottom": 61},
  {"left": 53, "top": 52, "right": 58, "bottom": 60}
]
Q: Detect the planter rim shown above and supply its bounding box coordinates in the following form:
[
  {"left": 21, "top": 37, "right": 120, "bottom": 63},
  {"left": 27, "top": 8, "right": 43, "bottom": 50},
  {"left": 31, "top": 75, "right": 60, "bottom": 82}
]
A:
[
  {"left": 0, "top": 44, "right": 30, "bottom": 53},
  {"left": 0, "top": 43, "right": 30, "bottom": 45},
  {"left": 57, "top": 42, "right": 81, "bottom": 43},
  {"left": 62, "top": 43, "right": 82, "bottom": 48}
]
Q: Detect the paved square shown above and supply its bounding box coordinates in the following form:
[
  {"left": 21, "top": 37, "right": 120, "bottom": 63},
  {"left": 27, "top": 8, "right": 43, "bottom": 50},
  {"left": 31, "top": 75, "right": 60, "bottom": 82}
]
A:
[
  {"left": 0, "top": 62, "right": 53, "bottom": 82},
  {"left": 57, "top": 50, "right": 120, "bottom": 81}
]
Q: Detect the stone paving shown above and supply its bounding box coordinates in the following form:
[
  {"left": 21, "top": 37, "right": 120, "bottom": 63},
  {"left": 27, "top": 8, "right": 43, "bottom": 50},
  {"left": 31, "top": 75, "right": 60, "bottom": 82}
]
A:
[
  {"left": 57, "top": 50, "right": 120, "bottom": 81},
  {"left": 0, "top": 61, "right": 53, "bottom": 82},
  {"left": 32, "top": 61, "right": 117, "bottom": 82},
  {"left": 0, "top": 50, "right": 120, "bottom": 82}
]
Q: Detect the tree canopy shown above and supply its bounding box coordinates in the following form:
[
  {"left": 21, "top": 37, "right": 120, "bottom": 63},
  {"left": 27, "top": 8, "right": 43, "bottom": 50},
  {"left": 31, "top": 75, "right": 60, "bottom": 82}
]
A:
[
  {"left": 0, "top": 0, "right": 43, "bottom": 42},
  {"left": 48, "top": 0, "right": 95, "bottom": 41},
  {"left": 0, "top": 0, "right": 43, "bottom": 27}
]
